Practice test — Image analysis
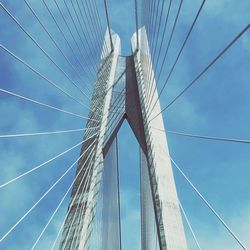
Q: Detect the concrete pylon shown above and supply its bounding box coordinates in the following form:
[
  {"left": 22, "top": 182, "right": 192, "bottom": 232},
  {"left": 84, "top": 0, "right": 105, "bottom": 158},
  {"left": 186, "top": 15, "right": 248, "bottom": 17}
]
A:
[{"left": 59, "top": 28, "right": 187, "bottom": 250}]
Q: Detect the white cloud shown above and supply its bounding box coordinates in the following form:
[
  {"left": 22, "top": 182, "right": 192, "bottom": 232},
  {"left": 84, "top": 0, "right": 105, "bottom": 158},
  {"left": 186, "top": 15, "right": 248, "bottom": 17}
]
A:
[{"left": 185, "top": 205, "right": 250, "bottom": 249}]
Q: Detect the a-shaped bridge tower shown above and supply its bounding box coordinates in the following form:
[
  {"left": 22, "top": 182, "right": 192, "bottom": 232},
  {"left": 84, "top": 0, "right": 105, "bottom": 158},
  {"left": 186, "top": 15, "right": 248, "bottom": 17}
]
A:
[{"left": 60, "top": 28, "right": 187, "bottom": 250}]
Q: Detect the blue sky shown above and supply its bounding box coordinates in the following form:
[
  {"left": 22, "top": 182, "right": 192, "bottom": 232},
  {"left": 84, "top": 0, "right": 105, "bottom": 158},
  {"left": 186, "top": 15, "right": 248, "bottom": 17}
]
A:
[{"left": 0, "top": 0, "right": 250, "bottom": 249}]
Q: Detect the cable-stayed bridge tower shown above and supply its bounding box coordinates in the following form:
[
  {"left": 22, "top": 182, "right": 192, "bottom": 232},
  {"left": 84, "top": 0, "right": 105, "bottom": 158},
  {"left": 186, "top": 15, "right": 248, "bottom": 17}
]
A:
[
  {"left": 0, "top": 1, "right": 249, "bottom": 249},
  {"left": 59, "top": 28, "right": 187, "bottom": 250}
]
